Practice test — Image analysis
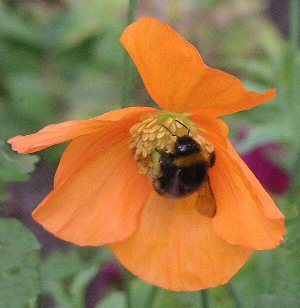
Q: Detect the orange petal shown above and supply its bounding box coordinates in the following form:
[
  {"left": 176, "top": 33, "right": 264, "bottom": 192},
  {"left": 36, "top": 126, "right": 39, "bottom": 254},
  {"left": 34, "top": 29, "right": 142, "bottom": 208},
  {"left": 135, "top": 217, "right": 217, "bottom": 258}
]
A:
[
  {"left": 225, "top": 141, "right": 285, "bottom": 221},
  {"left": 210, "top": 142, "right": 286, "bottom": 250},
  {"left": 110, "top": 192, "right": 252, "bottom": 291},
  {"left": 32, "top": 136, "right": 152, "bottom": 246},
  {"left": 53, "top": 119, "right": 131, "bottom": 188},
  {"left": 121, "top": 17, "right": 276, "bottom": 116},
  {"left": 194, "top": 182, "right": 216, "bottom": 218},
  {"left": 8, "top": 107, "right": 156, "bottom": 154},
  {"left": 191, "top": 114, "right": 285, "bottom": 226},
  {"left": 189, "top": 113, "right": 229, "bottom": 147}
]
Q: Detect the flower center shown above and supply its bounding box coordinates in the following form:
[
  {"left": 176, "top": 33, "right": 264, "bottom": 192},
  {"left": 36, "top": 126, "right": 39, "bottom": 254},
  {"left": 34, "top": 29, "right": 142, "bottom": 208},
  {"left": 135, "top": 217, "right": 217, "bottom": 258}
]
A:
[{"left": 129, "top": 112, "right": 215, "bottom": 175}]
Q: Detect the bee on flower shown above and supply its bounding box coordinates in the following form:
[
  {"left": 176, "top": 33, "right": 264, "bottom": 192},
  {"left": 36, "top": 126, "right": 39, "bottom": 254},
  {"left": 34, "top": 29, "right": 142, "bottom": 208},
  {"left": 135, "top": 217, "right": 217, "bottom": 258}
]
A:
[{"left": 8, "top": 17, "right": 286, "bottom": 291}]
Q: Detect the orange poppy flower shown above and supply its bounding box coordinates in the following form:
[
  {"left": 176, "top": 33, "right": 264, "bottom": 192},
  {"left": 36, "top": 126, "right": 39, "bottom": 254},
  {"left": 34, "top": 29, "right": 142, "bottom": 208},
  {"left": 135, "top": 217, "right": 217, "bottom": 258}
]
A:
[{"left": 8, "top": 17, "right": 286, "bottom": 291}]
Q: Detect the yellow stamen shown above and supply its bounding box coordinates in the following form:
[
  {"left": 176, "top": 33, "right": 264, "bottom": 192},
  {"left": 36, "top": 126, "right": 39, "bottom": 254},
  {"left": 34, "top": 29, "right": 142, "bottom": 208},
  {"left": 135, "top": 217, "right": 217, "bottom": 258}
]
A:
[{"left": 129, "top": 113, "right": 214, "bottom": 174}]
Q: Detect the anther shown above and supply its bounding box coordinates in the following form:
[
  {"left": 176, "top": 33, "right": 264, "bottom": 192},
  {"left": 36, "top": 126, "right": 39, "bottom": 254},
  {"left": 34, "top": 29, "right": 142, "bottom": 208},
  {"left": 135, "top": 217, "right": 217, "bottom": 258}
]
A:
[{"left": 129, "top": 114, "right": 214, "bottom": 174}]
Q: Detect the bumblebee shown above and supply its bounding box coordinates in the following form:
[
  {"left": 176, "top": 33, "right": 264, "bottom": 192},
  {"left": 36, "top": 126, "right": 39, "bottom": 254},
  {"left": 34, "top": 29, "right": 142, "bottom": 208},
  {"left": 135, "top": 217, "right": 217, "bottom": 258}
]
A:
[{"left": 152, "top": 127, "right": 216, "bottom": 199}]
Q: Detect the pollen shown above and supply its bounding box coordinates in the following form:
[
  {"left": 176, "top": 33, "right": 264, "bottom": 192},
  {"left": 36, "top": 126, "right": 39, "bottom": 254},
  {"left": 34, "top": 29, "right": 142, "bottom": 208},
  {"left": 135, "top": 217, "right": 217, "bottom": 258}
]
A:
[{"left": 129, "top": 113, "right": 215, "bottom": 174}]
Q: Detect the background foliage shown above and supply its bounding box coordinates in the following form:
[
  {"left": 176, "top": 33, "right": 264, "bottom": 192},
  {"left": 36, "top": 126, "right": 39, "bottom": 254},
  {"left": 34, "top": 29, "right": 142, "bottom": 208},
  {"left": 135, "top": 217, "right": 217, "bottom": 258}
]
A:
[{"left": 0, "top": 0, "right": 299, "bottom": 307}]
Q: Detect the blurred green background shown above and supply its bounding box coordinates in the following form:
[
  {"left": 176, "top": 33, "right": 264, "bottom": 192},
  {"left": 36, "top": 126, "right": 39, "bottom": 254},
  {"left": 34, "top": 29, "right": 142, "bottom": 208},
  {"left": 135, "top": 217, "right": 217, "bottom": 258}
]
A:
[{"left": 0, "top": 0, "right": 299, "bottom": 307}]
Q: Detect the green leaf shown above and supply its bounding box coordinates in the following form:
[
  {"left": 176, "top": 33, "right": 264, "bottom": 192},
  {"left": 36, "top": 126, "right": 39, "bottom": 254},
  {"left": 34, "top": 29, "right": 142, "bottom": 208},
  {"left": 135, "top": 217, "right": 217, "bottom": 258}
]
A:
[
  {"left": 235, "top": 125, "right": 288, "bottom": 154},
  {"left": 51, "top": 0, "right": 126, "bottom": 51},
  {"left": 228, "top": 223, "right": 300, "bottom": 308},
  {"left": 41, "top": 247, "right": 112, "bottom": 307},
  {"left": 209, "top": 286, "right": 236, "bottom": 308},
  {"left": 0, "top": 218, "right": 41, "bottom": 308},
  {"left": 0, "top": 141, "right": 39, "bottom": 179},
  {"left": 221, "top": 59, "right": 275, "bottom": 87},
  {"left": 70, "top": 266, "right": 98, "bottom": 307},
  {"left": 130, "top": 279, "right": 199, "bottom": 308},
  {"left": 0, "top": 10, "right": 40, "bottom": 48},
  {"left": 130, "top": 279, "right": 160, "bottom": 308},
  {"left": 98, "top": 291, "right": 126, "bottom": 308},
  {"left": 5, "top": 74, "right": 57, "bottom": 132},
  {"left": 153, "top": 290, "right": 187, "bottom": 308},
  {"left": 0, "top": 141, "right": 39, "bottom": 200},
  {"left": 258, "top": 24, "right": 285, "bottom": 67},
  {"left": 41, "top": 251, "right": 86, "bottom": 288},
  {"left": 176, "top": 291, "right": 200, "bottom": 306}
]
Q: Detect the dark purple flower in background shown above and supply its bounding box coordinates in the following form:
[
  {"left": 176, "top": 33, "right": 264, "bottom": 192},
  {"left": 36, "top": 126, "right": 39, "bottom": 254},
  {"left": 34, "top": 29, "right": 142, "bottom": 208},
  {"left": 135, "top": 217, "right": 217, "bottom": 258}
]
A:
[
  {"left": 234, "top": 126, "right": 290, "bottom": 196},
  {"left": 241, "top": 143, "right": 290, "bottom": 195},
  {"left": 85, "top": 260, "right": 124, "bottom": 308}
]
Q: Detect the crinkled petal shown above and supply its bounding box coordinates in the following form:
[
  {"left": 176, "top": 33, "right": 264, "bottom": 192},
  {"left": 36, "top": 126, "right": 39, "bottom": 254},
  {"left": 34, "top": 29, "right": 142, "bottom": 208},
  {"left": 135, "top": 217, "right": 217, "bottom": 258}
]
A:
[
  {"left": 32, "top": 136, "right": 152, "bottom": 246},
  {"left": 121, "top": 17, "right": 276, "bottom": 116},
  {"left": 209, "top": 142, "right": 286, "bottom": 250},
  {"left": 110, "top": 192, "right": 252, "bottom": 291},
  {"left": 191, "top": 115, "right": 286, "bottom": 250},
  {"left": 225, "top": 142, "right": 285, "bottom": 221},
  {"left": 194, "top": 183, "right": 216, "bottom": 218},
  {"left": 8, "top": 107, "right": 156, "bottom": 153}
]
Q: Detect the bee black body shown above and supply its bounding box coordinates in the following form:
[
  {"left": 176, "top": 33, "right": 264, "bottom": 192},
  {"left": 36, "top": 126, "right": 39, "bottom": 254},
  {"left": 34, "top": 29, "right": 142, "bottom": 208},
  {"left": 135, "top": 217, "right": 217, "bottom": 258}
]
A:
[{"left": 153, "top": 136, "right": 215, "bottom": 198}]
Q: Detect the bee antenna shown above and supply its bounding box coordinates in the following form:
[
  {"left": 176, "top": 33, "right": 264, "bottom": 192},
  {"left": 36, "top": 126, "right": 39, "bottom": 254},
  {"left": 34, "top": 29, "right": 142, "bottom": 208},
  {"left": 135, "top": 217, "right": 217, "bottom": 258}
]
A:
[
  {"left": 175, "top": 120, "right": 190, "bottom": 136},
  {"left": 161, "top": 125, "right": 177, "bottom": 137}
]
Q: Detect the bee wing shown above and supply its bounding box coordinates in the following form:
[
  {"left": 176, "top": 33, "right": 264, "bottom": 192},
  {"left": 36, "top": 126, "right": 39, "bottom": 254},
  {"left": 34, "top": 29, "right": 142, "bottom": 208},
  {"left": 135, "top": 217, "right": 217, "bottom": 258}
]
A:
[{"left": 195, "top": 180, "right": 216, "bottom": 218}]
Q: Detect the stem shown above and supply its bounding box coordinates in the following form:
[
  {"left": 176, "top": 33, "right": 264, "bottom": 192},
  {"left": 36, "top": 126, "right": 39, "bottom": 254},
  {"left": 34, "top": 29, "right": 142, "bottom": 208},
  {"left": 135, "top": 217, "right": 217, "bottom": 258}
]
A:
[
  {"left": 287, "top": 0, "right": 300, "bottom": 205},
  {"left": 289, "top": 0, "right": 298, "bottom": 99},
  {"left": 122, "top": 0, "right": 137, "bottom": 107},
  {"left": 144, "top": 285, "right": 160, "bottom": 308},
  {"left": 287, "top": 0, "right": 299, "bottom": 119},
  {"left": 288, "top": 143, "right": 300, "bottom": 206},
  {"left": 228, "top": 283, "right": 244, "bottom": 308},
  {"left": 122, "top": 2, "right": 137, "bottom": 304},
  {"left": 199, "top": 289, "right": 210, "bottom": 308},
  {"left": 124, "top": 270, "right": 132, "bottom": 308}
]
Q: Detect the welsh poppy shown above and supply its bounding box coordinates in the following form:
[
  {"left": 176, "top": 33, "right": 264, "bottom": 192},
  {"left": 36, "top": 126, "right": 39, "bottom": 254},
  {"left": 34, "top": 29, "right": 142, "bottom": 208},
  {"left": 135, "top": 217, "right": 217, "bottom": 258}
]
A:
[{"left": 8, "top": 17, "right": 286, "bottom": 291}]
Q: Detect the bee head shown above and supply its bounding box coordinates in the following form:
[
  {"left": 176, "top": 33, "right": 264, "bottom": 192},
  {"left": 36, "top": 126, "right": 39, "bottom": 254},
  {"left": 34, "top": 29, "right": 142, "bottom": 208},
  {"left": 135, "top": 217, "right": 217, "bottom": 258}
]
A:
[
  {"left": 161, "top": 120, "right": 200, "bottom": 156},
  {"left": 174, "top": 136, "right": 200, "bottom": 156}
]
